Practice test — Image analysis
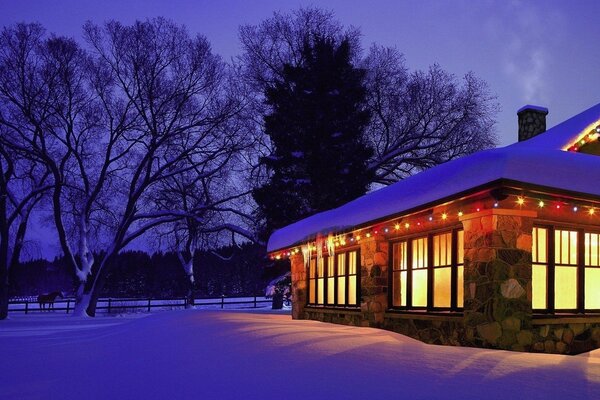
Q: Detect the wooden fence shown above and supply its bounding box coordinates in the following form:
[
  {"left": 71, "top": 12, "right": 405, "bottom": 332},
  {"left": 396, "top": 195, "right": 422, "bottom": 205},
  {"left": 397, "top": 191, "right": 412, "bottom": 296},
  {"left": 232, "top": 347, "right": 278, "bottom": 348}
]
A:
[{"left": 8, "top": 295, "right": 274, "bottom": 314}]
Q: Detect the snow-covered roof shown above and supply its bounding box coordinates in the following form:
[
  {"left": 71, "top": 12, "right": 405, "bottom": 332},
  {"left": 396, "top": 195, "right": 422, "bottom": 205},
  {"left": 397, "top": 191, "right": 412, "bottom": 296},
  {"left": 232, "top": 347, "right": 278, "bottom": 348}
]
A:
[{"left": 267, "top": 102, "right": 600, "bottom": 252}]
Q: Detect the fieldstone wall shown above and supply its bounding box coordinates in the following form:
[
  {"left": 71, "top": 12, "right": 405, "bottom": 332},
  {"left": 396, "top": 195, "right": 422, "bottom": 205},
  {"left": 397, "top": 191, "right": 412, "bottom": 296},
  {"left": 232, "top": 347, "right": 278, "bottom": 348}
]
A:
[
  {"left": 360, "top": 234, "right": 388, "bottom": 327},
  {"left": 460, "top": 209, "right": 536, "bottom": 351},
  {"left": 289, "top": 253, "right": 307, "bottom": 320}
]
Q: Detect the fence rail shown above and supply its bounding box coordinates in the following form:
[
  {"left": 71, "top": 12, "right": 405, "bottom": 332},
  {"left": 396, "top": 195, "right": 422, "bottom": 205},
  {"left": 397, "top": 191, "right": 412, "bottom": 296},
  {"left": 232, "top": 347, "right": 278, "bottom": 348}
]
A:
[{"left": 8, "top": 295, "right": 274, "bottom": 314}]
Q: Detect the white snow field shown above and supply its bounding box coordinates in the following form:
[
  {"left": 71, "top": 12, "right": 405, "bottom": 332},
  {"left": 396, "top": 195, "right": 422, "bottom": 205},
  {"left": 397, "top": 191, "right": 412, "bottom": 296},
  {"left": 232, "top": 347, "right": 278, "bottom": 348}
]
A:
[{"left": 1, "top": 310, "right": 600, "bottom": 399}]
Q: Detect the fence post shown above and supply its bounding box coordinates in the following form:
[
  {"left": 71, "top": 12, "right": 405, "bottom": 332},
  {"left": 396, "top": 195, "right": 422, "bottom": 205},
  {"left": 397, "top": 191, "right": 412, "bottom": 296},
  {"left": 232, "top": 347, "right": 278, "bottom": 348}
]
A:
[
  {"left": 254, "top": 295, "right": 257, "bottom": 308},
  {"left": 147, "top": 298, "right": 151, "bottom": 312},
  {"left": 25, "top": 301, "right": 29, "bottom": 314},
  {"left": 221, "top": 295, "right": 225, "bottom": 309},
  {"left": 108, "top": 298, "right": 112, "bottom": 314},
  {"left": 66, "top": 299, "right": 70, "bottom": 314}
]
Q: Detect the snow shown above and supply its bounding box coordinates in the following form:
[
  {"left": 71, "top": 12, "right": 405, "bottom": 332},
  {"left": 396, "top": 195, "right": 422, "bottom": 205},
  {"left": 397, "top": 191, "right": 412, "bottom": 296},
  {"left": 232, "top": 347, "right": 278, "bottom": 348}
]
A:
[
  {"left": 517, "top": 104, "right": 549, "bottom": 114},
  {"left": 268, "top": 102, "right": 600, "bottom": 252},
  {"left": 1, "top": 310, "right": 599, "bottom": 399}
]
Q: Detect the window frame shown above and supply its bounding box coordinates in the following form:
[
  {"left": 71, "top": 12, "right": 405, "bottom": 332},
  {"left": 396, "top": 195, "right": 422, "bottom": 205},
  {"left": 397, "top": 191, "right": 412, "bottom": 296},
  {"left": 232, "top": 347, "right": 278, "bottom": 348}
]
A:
[
  {"left": 305, "top": 247, "right": 361, "bottom": 308},
  {"left": 533, "top": 224, "right": 600, "bottom": 314},
  {"left": 388, "top": 227, "right": 464, "bottom": 312}
]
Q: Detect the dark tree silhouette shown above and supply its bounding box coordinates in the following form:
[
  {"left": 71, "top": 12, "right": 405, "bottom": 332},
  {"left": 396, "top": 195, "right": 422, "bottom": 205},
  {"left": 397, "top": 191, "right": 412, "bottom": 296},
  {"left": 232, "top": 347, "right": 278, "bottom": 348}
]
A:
[{"left": 253, "top": 37, "right": 373, "bottom": 236}]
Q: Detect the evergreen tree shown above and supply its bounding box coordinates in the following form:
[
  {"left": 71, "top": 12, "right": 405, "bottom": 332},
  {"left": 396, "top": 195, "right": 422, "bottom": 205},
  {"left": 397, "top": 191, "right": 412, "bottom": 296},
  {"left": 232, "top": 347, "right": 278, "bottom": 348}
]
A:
[{"left": 253, "top": 36, "right": 373, "bottom": 236}]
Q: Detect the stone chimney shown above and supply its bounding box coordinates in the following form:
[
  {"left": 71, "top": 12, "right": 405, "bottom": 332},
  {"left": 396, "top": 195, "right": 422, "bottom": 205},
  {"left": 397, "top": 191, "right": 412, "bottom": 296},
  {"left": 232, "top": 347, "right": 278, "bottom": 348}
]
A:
[{"left": 517, "top": 105, "right": 548, "bottom": 142}]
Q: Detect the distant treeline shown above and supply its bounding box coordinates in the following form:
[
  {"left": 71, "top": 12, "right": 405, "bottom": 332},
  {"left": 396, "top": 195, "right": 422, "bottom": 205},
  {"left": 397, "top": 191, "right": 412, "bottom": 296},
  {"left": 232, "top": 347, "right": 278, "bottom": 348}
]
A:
[{"left": 10, "top": 244, "right": 287, "bottom": 299}]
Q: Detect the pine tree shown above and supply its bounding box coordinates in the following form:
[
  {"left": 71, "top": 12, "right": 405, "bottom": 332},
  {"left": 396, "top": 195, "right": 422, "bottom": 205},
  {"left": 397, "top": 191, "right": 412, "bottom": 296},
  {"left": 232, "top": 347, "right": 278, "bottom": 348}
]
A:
[{"left": 253, "top": 36, "right": 373, "bottom": 237}]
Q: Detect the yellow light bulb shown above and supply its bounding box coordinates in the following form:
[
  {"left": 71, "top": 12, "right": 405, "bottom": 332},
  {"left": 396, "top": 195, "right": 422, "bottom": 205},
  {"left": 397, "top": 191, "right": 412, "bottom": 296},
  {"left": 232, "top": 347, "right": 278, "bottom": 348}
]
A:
[
  {"left": 366, "top": 232, "right": 371, "bottom": 238},
  {"left": 355, "top": 235, "right": 361, "bottom": 241},
  {"left": 517, "top": 197, "right": 525, "bottom": 206},
  {"left": 441, "top": 213, "right": 447, "bottom": 220},
  {"left": 538, "top": 200, "right": 544, "bottom": 208},
  {"left": 394, "top": 223, "right": 400, "bottom": 230},
  {"left": 590, "top": 208, "right": 595, "bottom": 216},
  {"left": 458, "top": 211, "right": 463, "bottom": 217},
  {"left": 404, "top": 222, "right": 410, "bottom": 229}
]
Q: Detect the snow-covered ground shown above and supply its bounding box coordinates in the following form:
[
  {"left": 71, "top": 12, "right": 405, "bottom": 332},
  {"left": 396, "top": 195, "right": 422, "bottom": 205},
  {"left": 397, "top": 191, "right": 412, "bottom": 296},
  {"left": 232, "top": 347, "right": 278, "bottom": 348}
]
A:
[{"left": 1, "top": 310, "right": 600, "bottom": 399}]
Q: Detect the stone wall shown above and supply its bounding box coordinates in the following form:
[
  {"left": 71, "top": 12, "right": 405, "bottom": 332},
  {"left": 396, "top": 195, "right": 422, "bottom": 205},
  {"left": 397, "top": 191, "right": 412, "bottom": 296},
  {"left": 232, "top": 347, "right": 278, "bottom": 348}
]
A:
[
  {"left": 289, "top": 254, "right": 307, "bottom": 320},
  {"left": 460, "top": 209, "right": 536, "bottom": 351},
  {"left": 359, "top": 235, "right": 388, "bottom": 327}
]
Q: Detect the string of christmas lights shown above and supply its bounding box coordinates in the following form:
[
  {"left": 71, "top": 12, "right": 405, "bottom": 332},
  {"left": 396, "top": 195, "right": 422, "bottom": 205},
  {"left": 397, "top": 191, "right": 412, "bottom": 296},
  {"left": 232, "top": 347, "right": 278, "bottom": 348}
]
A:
[
  {"left": 567, "top": 125, "right": 600, "bottom": 152},
  {"left": 270, "top": 194, "right": 599, "bottom": 260}
]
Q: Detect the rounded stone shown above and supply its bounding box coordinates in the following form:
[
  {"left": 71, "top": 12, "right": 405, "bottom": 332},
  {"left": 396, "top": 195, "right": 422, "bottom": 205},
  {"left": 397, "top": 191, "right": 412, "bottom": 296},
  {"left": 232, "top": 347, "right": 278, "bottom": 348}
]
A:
[
  {"left": 544, "top": 340, "right": 556, "bottom": 353},
  {"left": 562, "top": 328, "right": 574, "bottom": 344},
  {"left": 556, "top": 341, "right": 568, "bottom": 354}
]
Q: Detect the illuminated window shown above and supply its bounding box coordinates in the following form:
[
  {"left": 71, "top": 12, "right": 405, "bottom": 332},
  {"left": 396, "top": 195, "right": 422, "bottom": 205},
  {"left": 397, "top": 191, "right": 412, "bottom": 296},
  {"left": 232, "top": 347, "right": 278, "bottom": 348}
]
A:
[
  {"left": 554, "top": 229, "right": 578, "bottom": 310},
  {"left": 337, "top": 253, "right": 346, "bottom": 305},
  {"left": 348, "top": 251, "right": 358, "bottom": 305},
  {"left": 327, "top": 256, "right": 335, "bottom": 305},
  {"left": 585, "top": 233, "right": 600, "bottom": 309},
  {"left": 306, "top": 250, "right": 359, "bottom": 307},
  {"left": 457, "top": 230, "right": 464, "bottom": 308},
  {"left": 392, "top": 241, "right": 407, "bottom": 307},
  {"left": 391, "top": 229, "right": 463, "bottom": 311},
  {"left": 433, "top": 233, "right": 452, "bottom": 308},
  {"left": 412, "top": 237, "right": 428, "bottom": 307},
  {"left": 309, "top": 259, "right": 316, "bottom": 304},
  {"left": 532, "top": 227, "right": 548, "bottom": 310}
]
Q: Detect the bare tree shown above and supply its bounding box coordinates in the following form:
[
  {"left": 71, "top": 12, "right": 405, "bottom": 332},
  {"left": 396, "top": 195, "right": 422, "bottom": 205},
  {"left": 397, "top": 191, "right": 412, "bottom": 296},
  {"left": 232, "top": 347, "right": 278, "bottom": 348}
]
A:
[
  {"left": 363, "top": 45, "right": 498, "bottom": 184},
  {"left": 238, "top": 8, "right": 498, "bottom": 189},
  {"left": 0, "top": 24, "right": 57, "bottom": 319}
]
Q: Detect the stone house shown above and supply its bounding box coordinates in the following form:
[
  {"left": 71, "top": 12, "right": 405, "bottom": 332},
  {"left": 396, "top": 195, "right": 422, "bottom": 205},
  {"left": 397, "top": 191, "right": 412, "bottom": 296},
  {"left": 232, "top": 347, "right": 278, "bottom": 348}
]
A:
[{"left": 267, "top": 103, "right": 600, "bottom": 354}]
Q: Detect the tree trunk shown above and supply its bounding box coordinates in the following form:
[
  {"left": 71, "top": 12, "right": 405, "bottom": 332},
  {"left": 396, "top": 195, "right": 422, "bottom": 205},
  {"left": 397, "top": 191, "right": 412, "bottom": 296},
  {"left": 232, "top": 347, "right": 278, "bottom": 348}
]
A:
[
  {"left": 86, "top": 257, "right": 113, "bottom": 317},
  {"left": 185, "top": 274, "right": 195, "bottom": 309},
  {"left": 72, "top": 280, "right": 92, "bottom": 317}
]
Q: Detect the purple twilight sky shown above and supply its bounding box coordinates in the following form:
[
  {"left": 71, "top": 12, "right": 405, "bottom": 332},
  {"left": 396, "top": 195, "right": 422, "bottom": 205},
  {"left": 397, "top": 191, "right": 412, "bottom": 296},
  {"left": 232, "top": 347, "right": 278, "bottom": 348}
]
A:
[{"left": 2, "top": 0, "right": 600, "bottom": 256}]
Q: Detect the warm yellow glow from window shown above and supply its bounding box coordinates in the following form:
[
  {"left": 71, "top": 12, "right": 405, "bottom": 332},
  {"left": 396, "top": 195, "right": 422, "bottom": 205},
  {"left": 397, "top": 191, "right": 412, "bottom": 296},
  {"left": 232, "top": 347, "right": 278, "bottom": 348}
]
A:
[
  {"left": 309, "top": 259, "right": 316, "bottom": 304},
  {"left": 337, "top": 253, "right": 346, "bottom": 305},
  {"left": 434, "top": 267, "right": 451, "bottom": 307},
  {"left": 411, "top": 237, "right": 428, "bottom": 306},
  {"left": 327, "top": 257, "right": 335, "bottom": 305},
  {"left": 317, "top": 257, "right": 324, "bottom": 304},
  {"left": 555, "top": 229, "right": 577, "bottom": 265},
  {"left": 348, "top": 251, "right": 357, "bottom": 305},
  {"left": 555, "top": 266, "right": 577, "bottom": 309},
  {"left": 412, "top": 269, "right": 428, "bottom": 307},
  {"left": 532, "top": 265, "right": 547, "bottom": 309},
  {"left": 392, "top": 242, "right": 408, "bottom": 307},
  {"left": 585, "top": 268, "right": 600, "bottom": 309},
  {"left": 457, "top": 265, "right": 464, "bottom": 307},
  {"left": 457, "top": 230, "right": 464, "bottom": 265},
  {"left": 532, "top": 227, "right": 548, "bottom": 310}
]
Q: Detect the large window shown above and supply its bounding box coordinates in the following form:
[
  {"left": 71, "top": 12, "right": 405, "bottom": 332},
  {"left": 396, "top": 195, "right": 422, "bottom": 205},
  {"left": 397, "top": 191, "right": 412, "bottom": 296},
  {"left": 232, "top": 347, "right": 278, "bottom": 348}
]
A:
[
  {"left": 390, "top": 229, "right": 464, "bottom": 311},
  {"left": 307, "top": 249, "right": 360, "bottom": 307},
  {"left": 532, "top": 226, "right": 600, "bottom": 313}
]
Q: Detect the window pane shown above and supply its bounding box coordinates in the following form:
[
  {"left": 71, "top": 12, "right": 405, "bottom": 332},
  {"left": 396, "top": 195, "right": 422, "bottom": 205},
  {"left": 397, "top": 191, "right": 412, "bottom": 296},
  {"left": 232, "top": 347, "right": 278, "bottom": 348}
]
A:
[
  {"left": 586, "top": 233, "right": 600, "bottom": 267},
  {"left": 585, "top": 268, "right": 600, "bottom": 309},
  {"left": 348, "top": 251, "right": 357, "bottom": 275},
  {"left": 570, "top": 231, "right": 578, "bottom": 264},
  {"left": 309, "top": 279, "right": 316, "bottom": 304},
  {"left": 327, "top": 277, "right": 335, "bottom": 304},
  {"left": 337, "top": 253, "right": 346, "bottom": 275},
  {"left": 317, "top": 278, "right": 324, "bottom": 304},
  {"left": 457, "top": 230, "right": 464, "bottom": 264},
  {"left": 337, "top": 277, "right": 346, "bottom": 304},
  {"left": 412, "top": 269, "right": 428, "bottom": 307},
  {"left": 532, "top": 264, "right": 547, "bottom": 309},
  {"left": 555, "top": 266, "right": 577, "bottom": 309},
  {"left": 309, "top": 259, "right": 316, "bottom": 278},
  {"left": 328, "top": 257, "right": 334, "bottom": 276},
  {"left": 434, "top": 267, "right": 451, "bottom": 308},
  {"left": 348, "top": 276, "right": 357, "bottom": 305},
  {"left": 457, "top": 266, "right": 464, "bottom": 308},
  {"left": 412, "top": 237, "right": 428, "bottom": 269}
]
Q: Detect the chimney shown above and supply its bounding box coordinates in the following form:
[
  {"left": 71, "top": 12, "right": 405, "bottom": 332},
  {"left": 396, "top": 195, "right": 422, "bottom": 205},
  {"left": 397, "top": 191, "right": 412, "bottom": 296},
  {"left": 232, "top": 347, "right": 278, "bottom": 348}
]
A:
[{"left": 517, "top": 105, "right": 548, "bottom": 142}]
